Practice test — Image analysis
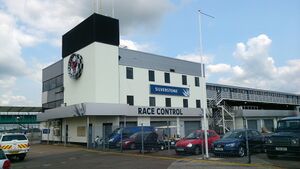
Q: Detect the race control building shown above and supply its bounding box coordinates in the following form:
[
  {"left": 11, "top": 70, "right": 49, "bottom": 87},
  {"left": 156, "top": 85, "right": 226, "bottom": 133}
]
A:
[{"left": 38, "top": 13, "right": 207, "bottom": 144}]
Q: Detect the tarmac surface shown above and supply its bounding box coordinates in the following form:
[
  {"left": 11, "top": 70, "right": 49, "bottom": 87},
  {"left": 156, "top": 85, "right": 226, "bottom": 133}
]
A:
[{"left": 11, "top": 144, "right": 300, "bottom": 169}]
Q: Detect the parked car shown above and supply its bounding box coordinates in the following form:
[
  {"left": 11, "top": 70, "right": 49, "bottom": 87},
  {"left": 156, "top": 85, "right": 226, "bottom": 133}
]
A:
[
  {"left": 119, "top": 132, "right": 139, "bottom": 150},
  {"left": 213, "top": 129, "right": 264, "bottom": 157},
  {"left": 0, "top": 133, "right": 30, "bottom": 161},
  {"left": 134, "top": 131, "right": 166, "bottom": 152},
  {"left": 265, "top": 116, "right": 300, "bottom": 159},
  {"left": 108, "top": 126, "right": 154, "bottom": 147},
  {"left": 175, "top": 130, "right": 220, "bottom": 155},
  {"left": 0, "top": 149, "right": 11, "bottom": 169}
]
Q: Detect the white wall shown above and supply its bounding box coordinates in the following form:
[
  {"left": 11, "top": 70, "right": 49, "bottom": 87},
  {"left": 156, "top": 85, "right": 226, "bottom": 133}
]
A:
[
  {"left": 64, "top": 42, "right": 119, "bottom": 106},
  {"left": 119, "top": 66, "right": 206, "bottom": 108}
]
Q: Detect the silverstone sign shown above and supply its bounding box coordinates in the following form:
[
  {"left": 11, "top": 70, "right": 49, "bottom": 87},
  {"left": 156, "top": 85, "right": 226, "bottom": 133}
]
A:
[{"left": 150, "top": 84, "right": 190, "bottom": 97}]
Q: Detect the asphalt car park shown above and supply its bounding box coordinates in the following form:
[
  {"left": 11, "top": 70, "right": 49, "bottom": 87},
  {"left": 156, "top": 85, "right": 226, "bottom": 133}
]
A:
[{"left": 10, "top": 144, "right": 300, "bottom": 169}]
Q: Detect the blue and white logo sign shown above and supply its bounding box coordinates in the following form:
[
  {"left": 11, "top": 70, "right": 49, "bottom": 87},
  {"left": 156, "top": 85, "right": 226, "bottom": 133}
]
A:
[{"left": 150, "top": 84, "right": 190, "bottom": 97}]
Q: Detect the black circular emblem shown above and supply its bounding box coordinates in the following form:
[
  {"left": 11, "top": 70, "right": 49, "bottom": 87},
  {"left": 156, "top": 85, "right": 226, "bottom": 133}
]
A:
[{"left": 68, "top": 53, "right": 83, "bottom": 79}]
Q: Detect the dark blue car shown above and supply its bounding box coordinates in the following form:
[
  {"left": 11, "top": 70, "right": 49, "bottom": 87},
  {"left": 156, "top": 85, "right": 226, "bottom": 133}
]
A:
[
  {"left": 213, "top": 129, "right": 264, "bottom": 157},
  {"left": 108, "top": 126, "right": 155, "bottom": 147}
]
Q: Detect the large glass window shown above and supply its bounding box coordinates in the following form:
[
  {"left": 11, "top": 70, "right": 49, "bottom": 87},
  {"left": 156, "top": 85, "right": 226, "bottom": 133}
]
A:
[
  {"left": 164, "top": 72, "right": 170, "bottom": 83},
  {"left": 247, "top": 120, "right": 258, "bottom": 130},
  {"left": 264, "top": 119, "right": 274, "bottom": 132},
  {"left": 148, "top": 70, "right": 155, "bottom": 82},
  {"left": 182, "top": 75, "right": 187, "bottom": 85},
  {"left": 149, "top": 97, "right": 156, "bottom": 106},
  {"left": 165, "top": 98, "right": 171, "bottom": 107},
  {"left": 195, "top": 77, "right": 200, "bottom": 87},
  {"left": 127, "top": 95, "right": 134, "bottom": 106},
  {"left": 183, "top": 99, "right": 188, "bottom": 108},
  {"left": 126, "top": 67, "right": 133, "bottom": 79}
]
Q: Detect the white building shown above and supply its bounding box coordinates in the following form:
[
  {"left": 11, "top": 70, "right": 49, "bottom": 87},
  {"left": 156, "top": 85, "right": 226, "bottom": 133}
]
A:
[{"left": 38, "top": 13, "right": 207, "bottom": 144}]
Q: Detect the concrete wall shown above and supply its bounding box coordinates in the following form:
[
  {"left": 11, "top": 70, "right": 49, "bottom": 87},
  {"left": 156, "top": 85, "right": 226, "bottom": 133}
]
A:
[{"left": 64, "top": 42, "right": 119, "bottom": 106}]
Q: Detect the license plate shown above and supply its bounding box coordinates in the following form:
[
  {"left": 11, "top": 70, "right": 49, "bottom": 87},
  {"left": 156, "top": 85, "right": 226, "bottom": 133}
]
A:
[
  {"left": 176, "top": 148, "right": 184, "bottom": 151},
  {"left": 10, "top": 151, "right": 19, "bottom": 154},
  {"left": 214, "top": 147, "right": 223, "bottom": 151},
  {"left": 275, "top": 147, "right": 287, "bottom": 151}
]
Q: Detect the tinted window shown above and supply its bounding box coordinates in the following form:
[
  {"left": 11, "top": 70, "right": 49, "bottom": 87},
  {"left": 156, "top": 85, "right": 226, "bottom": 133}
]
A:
[
  {"left": 2, "top": 135, "right": 27, "bottom": 141},
  {"left": 148, "top": 70, "right": 155, "bottom": 82},
  {"left": 149, "top": 97, "right": 156, "bottom": 106},
  {"left": 164, "top": 72, "right": 170, "bottom": 83},
  {"left": 182, "top": 75, "right": 187, "bottom": 85},
  {"left": 196, "top": 100, "right": 201, "bottom": 108},
  {"left": 186, "top": 131, "right": 202, "bottom": 139},
  {"left": 127, "top": 95, "right": 134, "bottom": 106},
  {"left": 126, "top": 67, "right": 133, "bottom": 79},
  {"left": 183, "top": 99, "right": 188, "bottom": 108},
  {"left": 165, "top": 98, "right": 171, "bottom": 107},
  {"left": 223, "top": 131, "right": 244, "bottom": 139},
  {"left": 195, "top": 77, "right": 200, "bottom": 87}
]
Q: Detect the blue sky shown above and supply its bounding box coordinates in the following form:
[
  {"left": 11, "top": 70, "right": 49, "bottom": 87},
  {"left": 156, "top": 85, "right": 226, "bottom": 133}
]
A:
[{"left": 0, "top": 0, "right": 299, "bottom": 106}]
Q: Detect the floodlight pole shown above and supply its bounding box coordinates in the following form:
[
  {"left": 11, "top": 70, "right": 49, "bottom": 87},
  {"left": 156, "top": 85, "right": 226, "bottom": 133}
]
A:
[{"left": 198, "top": 9, "right": 214, "bottom": 159}]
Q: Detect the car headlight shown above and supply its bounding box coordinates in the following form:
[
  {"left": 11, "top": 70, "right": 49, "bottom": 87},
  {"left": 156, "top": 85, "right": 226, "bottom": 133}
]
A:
[
  {"left": 186, "top": 143, "right": 193, "bottom": 147},
  {"left": 225, "top": 143, "right": 236, "bottom": 147},
  {"left": 266, "top": 138, "right": 272, "bottom": 144},
  {"left": 291, "top": 138, "right": 299, "bottom": 145},
  {"left": 124, "top": 141, "right": 130, "bottom": 145},
  {"left": 108, "top": 138, "right": 114, "bottom": 142}
]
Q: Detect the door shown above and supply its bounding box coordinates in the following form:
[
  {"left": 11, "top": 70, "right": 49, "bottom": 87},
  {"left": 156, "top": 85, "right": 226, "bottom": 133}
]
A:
[
  {"left": 184, "top": 121, "right": 201, "bottom": 137},
  {"left": 103, "top": 123, "right": 113, "bottom": 139},
  {"left": 88, "top": 123, "right": 93, "bottom": 148},
  {"left": 65, "top": 125, "right": 68, "bottom": 143}
]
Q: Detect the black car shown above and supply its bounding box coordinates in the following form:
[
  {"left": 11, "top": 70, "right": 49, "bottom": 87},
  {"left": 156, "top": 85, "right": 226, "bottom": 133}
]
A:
[
  {"left": 134, "top": 131, "right": 166, "bottom": 152},
  {"left": 265, "top": 116, "right": 300, "bottom": 159},
  {"left": 213, "top": 129, "right": 264, "bottom": 157}
]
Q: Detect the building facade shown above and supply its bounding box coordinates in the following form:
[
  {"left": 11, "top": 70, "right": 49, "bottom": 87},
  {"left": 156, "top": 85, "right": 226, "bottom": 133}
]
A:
[{"left": 38, "top": 13, "right": 206, "bottom": 144}]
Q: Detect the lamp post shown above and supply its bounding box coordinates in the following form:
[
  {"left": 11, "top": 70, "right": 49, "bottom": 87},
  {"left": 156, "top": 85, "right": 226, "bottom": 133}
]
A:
[{"left": 198, "top": 10, "right": 214, "bottom": 159}]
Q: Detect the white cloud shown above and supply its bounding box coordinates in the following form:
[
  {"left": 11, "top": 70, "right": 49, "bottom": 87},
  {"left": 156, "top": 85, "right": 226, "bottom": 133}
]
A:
[
  {"left": 208, "top": 34, "right": 300, "bottom": 93},
  {"left": 176, "top": 53, "right": 214, "bottom": 64},
  {"left": 120, "top": 39, "right": 152, "bottom": 51},
  {"left": 0, "top": 92, "right": 28, "bottom": 106}
]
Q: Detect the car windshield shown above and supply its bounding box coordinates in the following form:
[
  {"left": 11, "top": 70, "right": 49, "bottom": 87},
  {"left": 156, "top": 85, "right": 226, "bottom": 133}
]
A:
[
  {"left": 277, "top": 119, "right": 300, "bottom": 131},
  {"left": 2, "top": 134, "right": 27, "bottom": 141},
  {"left": 185, "top": 131, "right": 202, "bottom": 139},
  {"left": 129, "top": 132, "right": 139, "bottom": 139},
  {"left": 222, "top": 131, "right": 244, "bottom": 139}
]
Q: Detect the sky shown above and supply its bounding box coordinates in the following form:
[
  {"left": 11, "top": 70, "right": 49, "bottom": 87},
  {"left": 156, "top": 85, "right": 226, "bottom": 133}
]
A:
[{"left": 0, "top": 0, "right": 299, "bottom": 106}]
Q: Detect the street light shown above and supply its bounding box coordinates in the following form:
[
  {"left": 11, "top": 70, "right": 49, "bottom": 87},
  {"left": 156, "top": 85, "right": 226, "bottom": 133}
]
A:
[{"left": 197, "top": 9, "right": 215, "bottom": 159}]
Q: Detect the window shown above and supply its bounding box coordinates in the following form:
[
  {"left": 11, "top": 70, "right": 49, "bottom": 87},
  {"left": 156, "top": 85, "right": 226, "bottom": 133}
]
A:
[
  {"left": 148, "top": 70, "right": 155, "bottom": 82},
  {"left": 127, "top": 95, "right": 134, "bottom": 106},
  {"left": 182, "top": 75, "right": 187, "bottom": 85},
  {"left": 196, "top": 100, "right": 201, "bottom": 108},
  {"left": 165, "top": 98, "right": 171, "bottom": 107},
  {"left": 126, "top": 67, "right": 133, "bottom": 79},
  {"left": 149, "top": 97, "right": 156, "bottom": 106},
  {"left": 77, "top": 126, "right": 86, "bottom": 137},
  {"left": 183, "top": 99, "right": 188, "bottom": 108},
  {"left": 195, "top": 77, "right": 200, "bottom": 87},
  {"left": 164, "top": 72, "right": 170, "bottom": 83}
]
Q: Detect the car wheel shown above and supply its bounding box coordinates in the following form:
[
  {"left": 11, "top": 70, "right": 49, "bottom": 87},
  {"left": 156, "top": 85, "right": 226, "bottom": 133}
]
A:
[
  {"left": 130, "top": 143, "right": 135, "bottom": 150},
  {"left": 194, "top": 146, "right": 200, "bottom": 155},
  {"left": 238, "top": 146, "right": 245, "bottom": 157},
  {"left": 267, "top": 154, "right": 277, "bottom": 159}
]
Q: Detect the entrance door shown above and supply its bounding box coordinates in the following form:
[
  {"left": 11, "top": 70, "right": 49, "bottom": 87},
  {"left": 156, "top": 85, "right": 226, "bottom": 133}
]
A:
[
  {"left": 103, "top": 123, "right": 113, "bottom": 139},
  {"left": 65, "top": 125, "right": 68, "bottom": 143},
  {"left": 88, "top": 123, "right": 93, "bottom": 148},
  {"left": 184, "top": 121, "right": 201, "bottom": 137}
]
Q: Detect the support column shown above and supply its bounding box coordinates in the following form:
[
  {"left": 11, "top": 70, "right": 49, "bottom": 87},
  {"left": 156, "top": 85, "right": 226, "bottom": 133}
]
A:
[
  {"left": 86, "top": 116, "right": 89, "bottom": 149},
  {"left": 176, "top": 117, "right": 180, "bottom": 137}
]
